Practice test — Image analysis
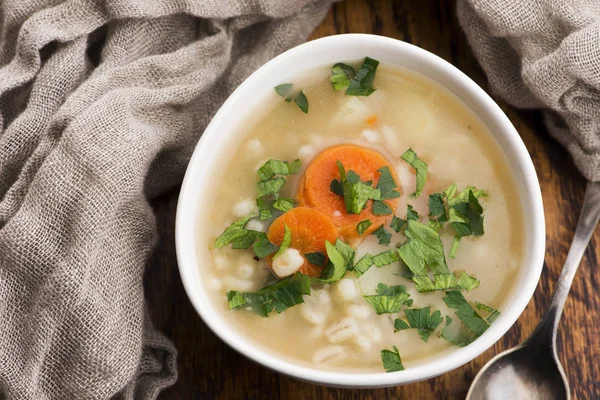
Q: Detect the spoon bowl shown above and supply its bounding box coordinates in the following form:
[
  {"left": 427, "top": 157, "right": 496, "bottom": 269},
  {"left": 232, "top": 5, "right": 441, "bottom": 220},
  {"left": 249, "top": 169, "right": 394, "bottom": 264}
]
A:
[{"left": 467, "top": 343, "right": 568, "bottom": 400}]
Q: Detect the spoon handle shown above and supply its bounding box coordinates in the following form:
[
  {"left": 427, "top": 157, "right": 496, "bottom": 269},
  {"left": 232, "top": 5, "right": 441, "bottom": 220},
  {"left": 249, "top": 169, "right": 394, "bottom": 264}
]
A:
[{"left": 530, "top": 181, "right": 600, "bottom": 347}]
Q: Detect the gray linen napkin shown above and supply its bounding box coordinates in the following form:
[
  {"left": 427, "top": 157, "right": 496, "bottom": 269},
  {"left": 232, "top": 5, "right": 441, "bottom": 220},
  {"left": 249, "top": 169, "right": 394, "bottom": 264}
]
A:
[
  {"left": 0, "top": 1, "right": 332, "bottom": 399},
  {"left": 458, "top": 0, "right": 600, "bottom": 181}
]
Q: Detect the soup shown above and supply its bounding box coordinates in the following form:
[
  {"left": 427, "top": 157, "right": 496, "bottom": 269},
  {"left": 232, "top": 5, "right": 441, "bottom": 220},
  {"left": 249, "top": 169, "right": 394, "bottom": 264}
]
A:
[{"left": 201, "top": 58, "right": 523, "bottom": 373}]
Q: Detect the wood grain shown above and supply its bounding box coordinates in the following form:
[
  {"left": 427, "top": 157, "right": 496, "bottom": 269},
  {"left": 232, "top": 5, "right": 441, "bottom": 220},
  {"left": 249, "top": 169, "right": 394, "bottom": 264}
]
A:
[{"left": 145, "top": 1, "right": 600, "bottom": 398}]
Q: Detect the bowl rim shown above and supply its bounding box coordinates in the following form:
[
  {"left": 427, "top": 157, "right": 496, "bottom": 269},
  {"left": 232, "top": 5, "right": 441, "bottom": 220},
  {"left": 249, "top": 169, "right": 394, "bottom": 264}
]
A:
[{"left": 175, "top": 33, "right": 546, "bottom": 387}]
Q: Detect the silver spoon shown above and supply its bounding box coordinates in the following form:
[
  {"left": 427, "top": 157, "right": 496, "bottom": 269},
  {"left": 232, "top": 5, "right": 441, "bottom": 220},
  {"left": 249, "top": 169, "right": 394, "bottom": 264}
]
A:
[{"left": 467, "top": 181, "right": 600, "bottom": 400}]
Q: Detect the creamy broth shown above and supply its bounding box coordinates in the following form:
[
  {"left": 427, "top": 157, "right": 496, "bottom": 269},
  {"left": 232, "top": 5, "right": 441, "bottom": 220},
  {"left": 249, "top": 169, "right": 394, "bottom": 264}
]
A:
[{"left": 201, "top": 65, "right": 524, "bottom": 372}]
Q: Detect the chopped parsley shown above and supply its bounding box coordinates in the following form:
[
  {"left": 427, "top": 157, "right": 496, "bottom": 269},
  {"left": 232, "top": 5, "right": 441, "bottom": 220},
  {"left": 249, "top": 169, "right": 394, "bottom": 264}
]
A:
[
  {"left": 401, "top": 148, "right": 428, "bottom": 198},
  {"left": 272, "top": 224, "right": 292, "bottom": 259},
  {"left": 335, "top": 161, "right": 377, "bottom": 214},
  {"left": 411, "top": 272, "right": 480, "bottom": 292},
  {"left": 394, "top": 307, "right": 443, "bottom": 342},
  {"left": 407, "top": 204, "right": 419, "bottom": 221},
  {"left": 317, "top": 240, "right": 349, "bottom": 284},
  {"left": 398, "top": 220, "right": 449, "bottom": 276},
  {"left": 253, "top": 233, "right": 278, "bottom": 258},
  {"left": 346, "top": 57, "right": 380, "bottom": 96},
  {"left": 380, "top": 346, "right": 404, "bottom": 372},
  {"left": 231, "top": 230, "right": 261, "bottom": 249},
  {"left": 272, "top": 198, "right": 295, "bottom": 212},
  {"left": 441, "top": 291, "right": 492, "bottom": 345},
  {"left": 356, "top": 219, "right": 373, "bottom": 236},
  {"left": 428, "top": 193, "right": 447, "bottom": 221},
  {"left": 330, "top": 63, "right": 356, "bottom": 91},
  {"left": 363, "top": 284, "right": 411, "bottom": 314},
  {"left": 257, "top": 177, "right": 286, "bottom": 198},
  {"left": 305, "top": 252, "right": 326, "bottom": 266},
  {"left": 353, "top": 254, "right": 374, "bottom": 277},
  {"left": 475, "top": 302, "right": 501, "bottom": 323},
  {"left": 376, "top": 166, "right": 400, "bottom": 199},
  {"left": 390, "top": 215, "right": 407, "bottom": 232},
  {"left": 215, "top": 216, "right": 254, "bottom": 248},
  {"left": 227, "top": 272, "right": 310, "bottom": 317},
  {"left": 351, "top": 249, "right": 400, "bottom": 278},
  {"left": 372, "top": 200, "right": 393, "bottom": 216},
  {"left": 257, "top": 159, "right": 301, "bottom": 181},
  {"left": 373, "top": 224, "right": 392, "bottom": 245},
  {"left": 274, "top": 84, "right": 309, "bottom": 113}
]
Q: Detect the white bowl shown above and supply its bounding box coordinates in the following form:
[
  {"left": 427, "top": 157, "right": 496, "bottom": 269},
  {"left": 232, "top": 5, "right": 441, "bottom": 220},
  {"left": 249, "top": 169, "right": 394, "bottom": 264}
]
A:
[{"left": 175, "top": 34, "right": 545, "bottom": 388}]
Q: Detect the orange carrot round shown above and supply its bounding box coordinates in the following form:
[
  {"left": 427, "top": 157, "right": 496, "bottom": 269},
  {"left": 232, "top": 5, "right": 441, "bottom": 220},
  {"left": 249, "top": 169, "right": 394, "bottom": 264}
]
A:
[
  {"left": 297, "top": 144, "right": 400, "bottom": 243},
  {"left": 266, "top": 207, "right": 339, "bottom": 277}
]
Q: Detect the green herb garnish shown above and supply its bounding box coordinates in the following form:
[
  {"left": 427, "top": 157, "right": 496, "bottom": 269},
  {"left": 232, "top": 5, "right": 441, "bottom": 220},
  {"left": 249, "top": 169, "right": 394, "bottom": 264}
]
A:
[
  {"left": 215, "top": 216, "right": 254, "bottom": 248},
  {"left": 398, "top": 220, "right": 449, "bottom": 276},
  {"left": 411, "top": 272, "right": 480, "bottom": 292},
  {"left": 380, "top": 346, "right": 405, "bottom": 372},
  {"left": 272, "top": 224, "right": 292, "bottom": 259},
  {"left": 373, "top": 224, "right": 392, "bottom": 245},
  {"left": 356, "top": 219, "right": 373, "bottom": 236},
  {"left": 394, "top": 307, "right": 443, "bottom": 342},
  {"left": 346, "top": 57, "right": 380, "bottom": 96},
  {"left": 275, "top": 84, "right": 309, "bottom": 113},
  {"left": 305, "top": 252, "right": 326, "bottom": 266},
  {"left": 330, "top": 63, "right": 356, "bottom": 91},
  {"left": 335, "top": 161, "right": 379, "bottom": 214},
  {"left": 363, "top": 284, "right": 411, "bottom": 314},
  {"left": 253, "top": 233, "right": 278, "bottom": 258},
  {"left": 407, "top": 204, "right": 419, "bottom": 221},
  {"left": 443, "top": 291, "right": 491, "bottom": 339},
  {"left": 272, "top": 198, "right": 295, "bottom": 212},
  {"left": 372, "top": 200, "right": 393, "bottom": 216},
  {"left": 390, "top": 215, "right": 407, "bottom": 232},
  {"left": 227, "top": 272, "right": 311, "bottom": 317},
  {"left": 317, "top": 241, "right": 348, "bottom": 284},
  {"left": 257, "top": 159, "right": 301, "bottom": 181},
  {"left": 376, "top": 166, "right": 400, "bottom": 200},
  {"left": 401, "top": 148, "right": 428, "bottom": 198}
]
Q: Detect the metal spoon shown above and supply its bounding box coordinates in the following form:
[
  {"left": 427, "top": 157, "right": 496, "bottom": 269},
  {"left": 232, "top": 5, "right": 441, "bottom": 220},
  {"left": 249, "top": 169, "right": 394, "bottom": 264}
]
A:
[{"left": 467, "top": 181, "right": 600, "bottom": 400}]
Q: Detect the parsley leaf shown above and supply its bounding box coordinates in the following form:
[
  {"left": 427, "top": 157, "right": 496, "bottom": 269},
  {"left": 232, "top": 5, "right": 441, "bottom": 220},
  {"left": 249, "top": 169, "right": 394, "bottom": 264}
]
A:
[
  {"left": 305, "top": 252, "right": 326, "bottom": 266},
  {"left": 449, "top": 236, "right": 461, "bottom": 258},
  {"left": 376, "top": 166, "right": 400, "bottom": 199},
  {"left": 401, "top": 148, "right": 428, "bottom": 198},
  {"left": 257, "top": 197, "right": 273, "bottom": 220},
  {"left": 449, "top": 190, "right": 485, "bottom": 237},
  {"left": 317, "top": 241, "right": 348, "bottom": 283},
  {"left": 272, "top": 224, "right": 292, "bottom": 259},
  {"left": 215, "top": 216, "right": 253, "bottom": 248},
  {"left": 373, "top": 249, "right": 400, "bottom": 267},
  {"left": 397, "top": 307, "right": 443, "bottom": 342},
  {"left": 227, "top": 272, "right": 310, "bottom": 317},
  {"left": 380, "top": 346, "right": 405, "bottom": 372},
  {"left": 474, "top": 302, "right": 501, "bottom": 323},
  {"left": 394, "top": 319, "right": 410, "bottom": 331},
  {"left": 335, "top": 161, "right": 380, "bottom": 214},
  {"left": 231, "top": 230, "right": 261, "bottom": 249},
  {"left": 407, "top": 204, "right": 419, "bottom": 221},
  {"left": 274, "top": 83, "right": 293, "bottom": 100},
  {"left": 398, "top": 220, "right": 449, "bottom": 276},
  {"left": 411, "top": 272, "right": 480, "bottom": 292},
  {"left": 272, "top": 198, "right": 295, "bottom": 212},
  {"left": 257, "top": 159, "right": 301, "bottom": 181},
  {"left": 330, "top": 179, "right": 343, "bottom": 196},
  {"left": 295, "top": 90, "right": 309, "bottom": 114},
  {"left": 353, "top": 254, "right": 374, "bottom": 277},
  {"left": 373, "top": 200, "right": 393, "bottom": 215},
  {"left": 428, "top": 193, "right": 447, "bottom": 221},
  {"left": 275, "top": 84, "right": 309, "bottom": 113},
  {"left": 330, "top": 63, "right": 356, "bottom": 91},
  {"left": 253, "top": 233, "right": 278, "bottom": 258},
  {"left": 356, "top": 219, "right": 373, "bottom": 236},
  {"left": 363, "top": 284, "right": 410, "bottom": 314},
  {"left": 257, "top": 177, "right": 286, "bottom": 198},
  {"left": 373, "top": 224, "right": 392, "bottom": 244},
  {"left": 443, "top": 291, "right": 491, "bottom": 338},
  {"left": 334, "top": 239, "right": 355, "bottom": 269},
  {"left": 346, "top": 57, "right": 380, "bottom": 96},
  {"left": 390, "top": 216, "right": 407, "bottom": 232}
]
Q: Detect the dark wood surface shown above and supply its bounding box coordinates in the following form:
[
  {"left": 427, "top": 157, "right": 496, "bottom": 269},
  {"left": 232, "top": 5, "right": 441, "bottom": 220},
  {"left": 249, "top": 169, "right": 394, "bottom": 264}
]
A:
[{"left": 145, "top": 1, "right": 600, "bottom": 399}]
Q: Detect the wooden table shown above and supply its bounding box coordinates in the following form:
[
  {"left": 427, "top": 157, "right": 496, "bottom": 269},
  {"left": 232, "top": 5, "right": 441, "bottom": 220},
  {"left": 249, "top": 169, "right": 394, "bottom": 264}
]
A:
[{"left": 145, "top": 1, "right": 600, "bottom": 398}]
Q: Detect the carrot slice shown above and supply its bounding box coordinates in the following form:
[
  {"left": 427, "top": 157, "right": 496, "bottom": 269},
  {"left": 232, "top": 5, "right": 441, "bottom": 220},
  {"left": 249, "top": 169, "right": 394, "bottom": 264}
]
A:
[
  {"left": 297, "top": 144, "right": 400, "bottom": 243},
  {"left": 266, "top": 207, "right": 339, "bottom": 277}
]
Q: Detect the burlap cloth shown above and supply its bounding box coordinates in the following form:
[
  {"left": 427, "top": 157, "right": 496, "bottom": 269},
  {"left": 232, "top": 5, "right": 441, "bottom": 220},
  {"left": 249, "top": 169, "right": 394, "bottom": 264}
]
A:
[
  {"left": 458, "top": 0, "right": 600, "bottom": 181},
  {"left": 0, "top": 1, "right": 331, "bottom": 399}
]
